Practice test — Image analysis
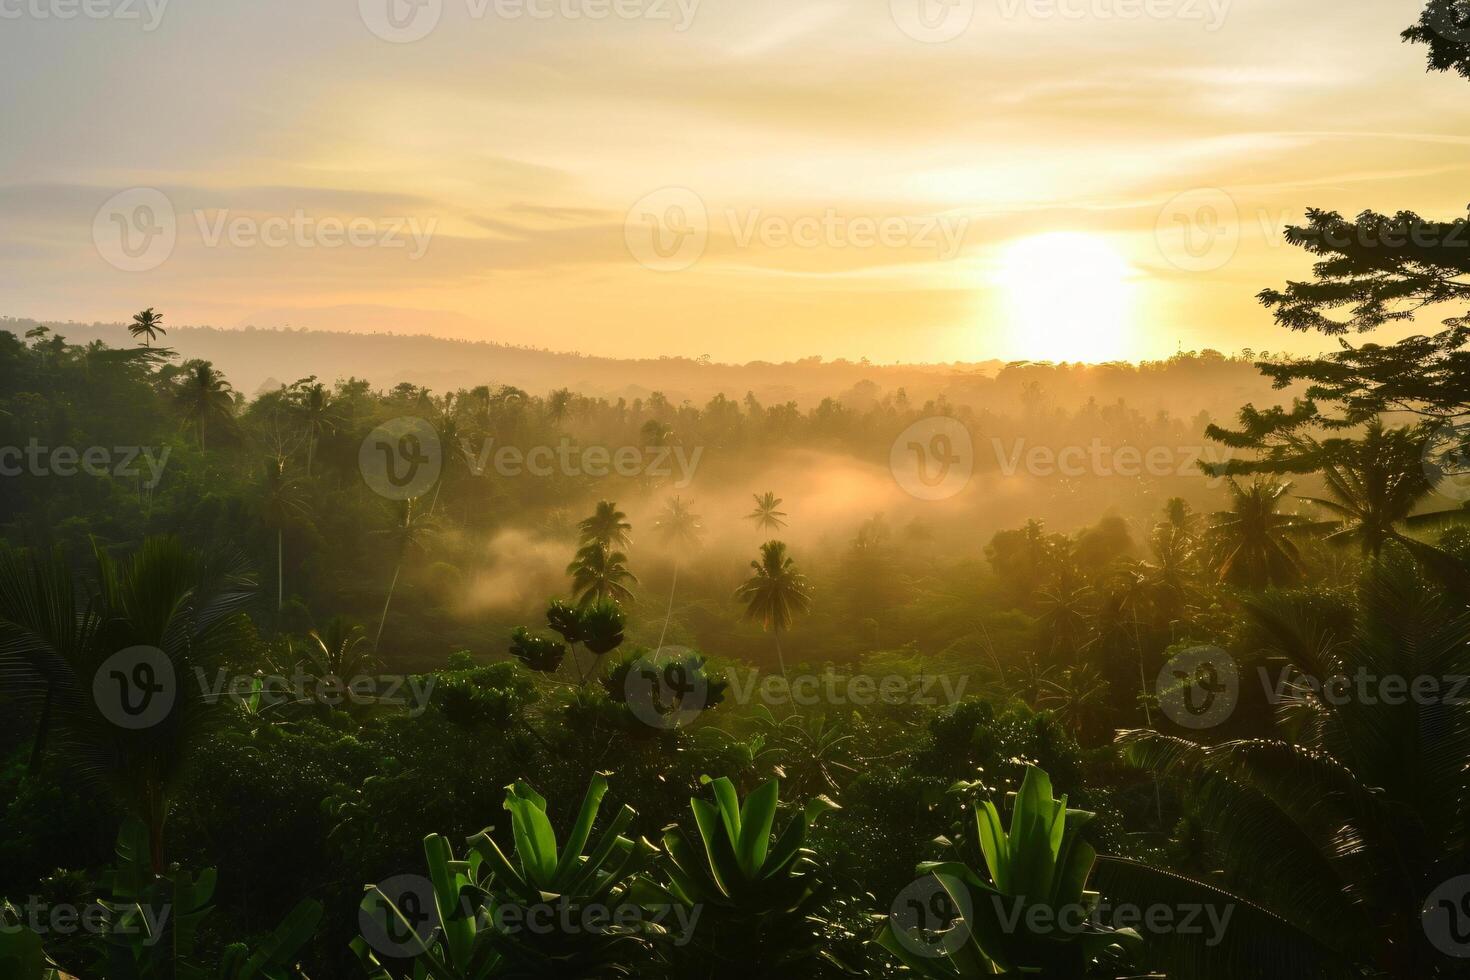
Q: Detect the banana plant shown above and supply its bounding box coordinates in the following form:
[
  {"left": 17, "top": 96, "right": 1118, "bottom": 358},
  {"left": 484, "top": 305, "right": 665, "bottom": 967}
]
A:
[
  {"left": 22, "top": 819, "right": 323, "bottom": 980},
  {"left": 637, "top": 776, "right": 841, "bottom": 974},
  {"left": 354, "top": 774, "right": 658, "bottom": 979},
  {"left": 875, "top": 766, "right": 1142, "bottom": 978},
  {"left": 108, "top": 819, "right": 321, "bottom": 980},
  {"left": 0, "top": 907, "right": 61, "bottom": 980}
]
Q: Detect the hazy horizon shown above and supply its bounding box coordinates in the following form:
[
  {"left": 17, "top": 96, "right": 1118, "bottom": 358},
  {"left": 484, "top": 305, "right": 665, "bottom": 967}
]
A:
[{"left": 4, "top": 316, "right": 1285, "bottom": 414}]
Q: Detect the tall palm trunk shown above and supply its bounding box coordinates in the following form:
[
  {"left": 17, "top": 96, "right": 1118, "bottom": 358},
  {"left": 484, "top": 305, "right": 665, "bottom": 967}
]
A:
[
  {"left": 144, "top": 779, "right": 167, "bottom": 874},
  {"left": 376, "top": 563, "right": 402, "bottom": 649},
  {"left": 27, "top": 681, "right": 53, "bottom": 774},
  {"left": 656, "top": 561, "right": 680, "bottom": 652},
  {"left": 1130, "top": 616, "right": 1165, "bottom": 825},
  {"left": 571, "top": 643, "right": 590, "bottom": 687},
  {"left": 773, "top": 625, "right": 788, "bottom": 680}
]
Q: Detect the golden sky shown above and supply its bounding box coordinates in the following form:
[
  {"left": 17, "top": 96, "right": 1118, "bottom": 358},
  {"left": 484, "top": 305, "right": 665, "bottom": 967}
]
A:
[{"left": 4, "top": 0, "right": 1468, "bottom": 364}]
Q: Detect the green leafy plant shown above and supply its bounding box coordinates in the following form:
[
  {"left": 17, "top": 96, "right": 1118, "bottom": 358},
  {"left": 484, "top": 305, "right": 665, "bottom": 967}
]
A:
[
  {"left": 17, "top": 818, "right": 322, "bottom": 980},
  {"left": 0, "top": 907, "right": 61, "bottom": 980},
  {"left": 637, "top": 776, "right": 841, "bottom": 976},
  {"left": 354, "top": 774, "right": 657, "bottom": 978},
  {"left": 542, "top": 598, "right": 625, "bottom": 685},
  {"left": 0, "top": 538, "right": 256, "bottom": 871},
  {"left": 506, "top": 627, "right": 566, "bottom": 674},
  {"left": 875, "top": 766, "right": 1141, "bottom": 978},
  {"left": 600, "top": 648, "right": 727, "bottom": 728}
]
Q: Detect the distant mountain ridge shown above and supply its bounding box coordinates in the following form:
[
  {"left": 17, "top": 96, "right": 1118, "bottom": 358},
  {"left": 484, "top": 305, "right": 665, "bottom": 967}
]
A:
[{"left": 3, "top": 318, "right": 1278, "bottom": 419}]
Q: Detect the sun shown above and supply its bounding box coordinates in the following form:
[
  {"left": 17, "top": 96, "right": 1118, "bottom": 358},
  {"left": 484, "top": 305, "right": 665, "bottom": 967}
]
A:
[{"left": 996, "top": 232, "right": 1136, "bottom": 363}]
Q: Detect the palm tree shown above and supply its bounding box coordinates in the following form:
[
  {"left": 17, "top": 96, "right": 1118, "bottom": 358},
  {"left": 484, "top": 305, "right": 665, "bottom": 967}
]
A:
[
  {"left": 304, "top": 617, "right": 376, "bottom": 681},
  {"left": 1163, "top": 496, "right": 1198, "bottom": 537},
  {"left": 747, "top": 492, "right": 788, "bottom": 533},
  {"left": 428, "top": 410, "right": 465, "bottom": 516},
  {"left": 750, "top": 708, "right": 857, "bottom": 798},
  {"left": 1145, "top": 521, "right": 1200, "bottom": 631},
  {"left": 128, "top": 307, "right": 166, "bottom": 347},
  {"left": 375, "top": 499, "right": 436, "bottom": 650},
  {"left": 1101, "top": 560, "right": 1167, "bottom": 823},
  {"left": 173, "top": 360, "right": 234, "bottom": 452},
  {"left": 257, "top": 458, "right": 309, "bottom": 611},
  {"left": 294, "top": 382, "right": 338, "bottom": 477},
  {"left": 1206, "top": 478, "right": 1317, "bottom": 588},
  {"left": 1106, "top": 562, "right": 1159, "bottom": 710},
  {"left": 1038, "top": 663, "right": 1110, "bottom": 738},
  {"left": 1035, "top": 576, "right": 1095, "bottom": 657},
  {"left": 735, "top": 540, "right": 812, "bottom": 678},
  {"left": 545, "top": 387, "right": 574, "bottom": 425},
  {"left": 0, "top": 538, "right": 254, "bottom": 872},
  {"left": 578, "top": 500, "right": 632, "bottom": 550},
  {"left": 652, "top": 496, "right": 703, "bottom": 651},
  {"left": 1112, "top": 550, "right": 1470, "bottom": 978},
  {"left": 1294, "top": 420, "right": 1466, "bottom": 556},
  {"left": 566, "top": 542, "right": 637, "bottom": 607},
  {"left": 1004, "top": 651, "right": 1058, "bottom": 707}
]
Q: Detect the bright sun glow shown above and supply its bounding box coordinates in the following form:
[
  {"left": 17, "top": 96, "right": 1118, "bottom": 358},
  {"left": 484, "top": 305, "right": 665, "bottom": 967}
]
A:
[{"left": 997, "top": 232, "right": 1136, "bottom": 363}]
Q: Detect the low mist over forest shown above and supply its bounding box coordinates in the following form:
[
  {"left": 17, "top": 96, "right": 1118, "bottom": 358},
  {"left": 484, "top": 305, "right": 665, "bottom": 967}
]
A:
[{"left": 0, "top": 317, "right": 1311, "bottom": 674}]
